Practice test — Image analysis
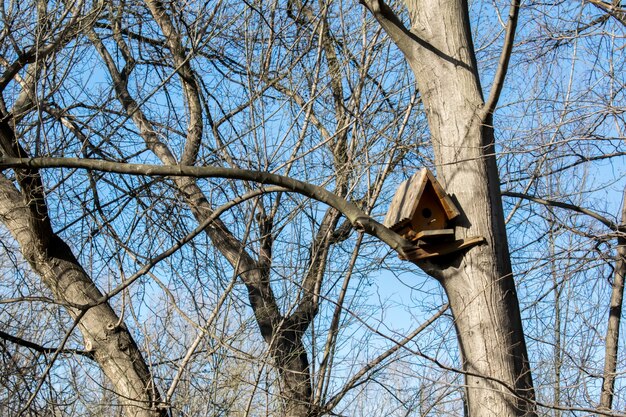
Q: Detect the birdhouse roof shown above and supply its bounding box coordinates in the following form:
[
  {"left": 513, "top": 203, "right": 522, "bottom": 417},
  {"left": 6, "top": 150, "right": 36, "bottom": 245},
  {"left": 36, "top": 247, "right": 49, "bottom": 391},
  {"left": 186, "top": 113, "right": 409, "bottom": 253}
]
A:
[{"left": 383, "top": 168, "right": 460, "bottom": 230}]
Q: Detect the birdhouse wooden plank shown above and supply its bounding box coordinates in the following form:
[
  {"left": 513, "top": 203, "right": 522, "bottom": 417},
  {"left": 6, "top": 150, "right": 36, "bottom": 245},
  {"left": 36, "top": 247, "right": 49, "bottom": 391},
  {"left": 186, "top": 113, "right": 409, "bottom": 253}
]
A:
[
  {"left": 414, "top": 229, "right": 455, "bottom": 242},
  {"left": 384, "top": 168, "right": 460, "bottom": 241},
  {"left": 384, "top": 169, "right": 485, "bottom": 261},
  {"left": 399, "top": 236, "right": 486, "bottom": 261}
]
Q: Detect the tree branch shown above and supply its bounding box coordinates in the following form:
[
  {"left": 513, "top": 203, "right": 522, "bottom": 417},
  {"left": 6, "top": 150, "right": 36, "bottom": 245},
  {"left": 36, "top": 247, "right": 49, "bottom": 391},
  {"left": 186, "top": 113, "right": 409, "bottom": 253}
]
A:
[
  {"left": 143, "top": 0, "right": 204, "bottom": 165},
  {"left": 587, "top": 0, "right": 626, "bottom": 27},
  {"left": 600, "top": 188, "right": 626, "bottom": 410},
  {"left": 0, "top": 330, "right": 94, "bottom": 359},
  {"left": 360, "top": 0, "right": 416, "bottom": 60},
  {"left": 0, "top": 156, "right": 415, "bottom": 257},
  {"left": 80, "top": 186, "right": 288, "bottom": 310},
  {"left": 502, "top": 190, "right": 624, "bottom": 233},
  {"left": 322, "top": 304, "right": 449, "bottom": 412},
  {"left": 482, "top": 0, "right": 521, "bottom": 119}
]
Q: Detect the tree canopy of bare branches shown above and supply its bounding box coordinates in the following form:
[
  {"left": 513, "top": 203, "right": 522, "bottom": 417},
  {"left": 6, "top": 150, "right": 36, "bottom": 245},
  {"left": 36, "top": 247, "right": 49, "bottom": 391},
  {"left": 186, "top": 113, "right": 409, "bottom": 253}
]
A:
[{"left": 0, "top": 1, "right": 625, "bottom": 416}]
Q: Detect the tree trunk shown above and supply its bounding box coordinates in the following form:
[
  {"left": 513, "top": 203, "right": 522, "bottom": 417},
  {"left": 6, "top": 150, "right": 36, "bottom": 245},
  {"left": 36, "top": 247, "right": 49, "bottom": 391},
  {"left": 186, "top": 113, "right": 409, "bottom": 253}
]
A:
[
  {"left": 0, "top": 176, "right": 166, "bottom": 417},
  {"left": 599, "top": 189, "right": 626, "bottom": 410},
  {"left": 270, "top": 329, "right": 313, "bottom": 416},
  {"left": 364, "top": 1, "right": 536, "bottom": 415},
  {"left": 87, "top": 23, "right": 316, "bottom": 413}
]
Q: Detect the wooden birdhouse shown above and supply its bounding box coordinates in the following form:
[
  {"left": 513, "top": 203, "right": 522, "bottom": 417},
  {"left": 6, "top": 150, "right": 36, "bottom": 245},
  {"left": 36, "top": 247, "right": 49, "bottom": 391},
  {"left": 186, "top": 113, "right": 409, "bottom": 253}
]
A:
[
  {"left": 384, "top": 169, "right": 484, "bottom": 261},
  {"left": 384, "top": 169, "right": 460, "bottom": 241}
]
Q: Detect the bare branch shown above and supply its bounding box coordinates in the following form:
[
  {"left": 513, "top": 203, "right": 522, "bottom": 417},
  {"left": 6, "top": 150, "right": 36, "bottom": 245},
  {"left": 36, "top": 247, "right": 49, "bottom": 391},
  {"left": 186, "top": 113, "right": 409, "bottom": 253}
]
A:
[
  {"left": 0, "top": 330, "right": 94, "bottom": 359},
  {"left": 360, "top": 0, "right": 416, "bottom": 60},
  {"left": 143, "top": 0, "right": 204, "bottom": 165},
  {"left": 322, "top": 304, "right": 449, "bottom": 412},
  {"left": 482, "top": 0, "right": 521, "bottom": 119},
  {"left": 0, "top": 156, "right": 414, "bottom": 256},
  {"left": 502, "top": 190, "right": 623, "bottom": 233},
  {"left": 587, "top": 0, "right": 626, "bottom": 26}
]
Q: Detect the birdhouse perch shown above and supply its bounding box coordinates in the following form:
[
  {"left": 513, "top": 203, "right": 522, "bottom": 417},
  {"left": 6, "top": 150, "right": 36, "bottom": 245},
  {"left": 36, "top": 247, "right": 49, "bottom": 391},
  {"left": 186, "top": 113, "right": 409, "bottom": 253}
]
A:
[{"left": 384, "top": 169, "right": 485, "bottom": 261}]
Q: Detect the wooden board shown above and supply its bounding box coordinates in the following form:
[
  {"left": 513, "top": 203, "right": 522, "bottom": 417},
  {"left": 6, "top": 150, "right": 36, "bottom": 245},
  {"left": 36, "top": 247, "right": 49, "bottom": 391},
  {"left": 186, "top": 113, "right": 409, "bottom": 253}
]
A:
[
  {"left": 399, "top": 236, "right": 485, "bottom": 261},
  {"left": 383, "top": 169, "right": 428, "bottom": 229},
  {"left": 412, "top": 229, "right": 455, "bottom": 242}
]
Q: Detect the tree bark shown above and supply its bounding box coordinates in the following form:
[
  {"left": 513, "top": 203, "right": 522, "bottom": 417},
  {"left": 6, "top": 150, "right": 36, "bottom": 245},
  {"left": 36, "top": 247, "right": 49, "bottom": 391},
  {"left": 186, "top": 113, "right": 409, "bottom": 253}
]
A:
[
  {"left": 0, "top": 103, "right": 166, "bottom": 416},
  {"left": 0, "top": 175, "right": 166, "bottom": 417},
  {"left": 364, "top": 1, "right": 536, "bottom": 415},
  {"left": 599, "top": 189, "right": 626, "bottom": 410}
]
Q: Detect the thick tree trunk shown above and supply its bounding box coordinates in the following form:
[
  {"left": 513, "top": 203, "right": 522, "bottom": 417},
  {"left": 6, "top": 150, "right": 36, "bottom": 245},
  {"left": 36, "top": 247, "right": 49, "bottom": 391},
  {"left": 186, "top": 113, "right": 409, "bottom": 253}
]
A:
[
  {"left": 0, "top": 103, "right": 165, "bottom": 415},
  {"left": 270, "top": 329, "right": 313, "bottom": 416},
  {"left": 365, "top": 1, "right": 536, "bottom": 415},
  {"left": 430, "top": 111, "right": 535, "bottom": 416},
  {"left": 599, "top": 189, "right": 626, "bottom": 410},
  {"left": 405, "top": 3, "right": 535, "bottom": 415},
  {"left": 0, "top": 176, "right": 166, "bottom": 417}
]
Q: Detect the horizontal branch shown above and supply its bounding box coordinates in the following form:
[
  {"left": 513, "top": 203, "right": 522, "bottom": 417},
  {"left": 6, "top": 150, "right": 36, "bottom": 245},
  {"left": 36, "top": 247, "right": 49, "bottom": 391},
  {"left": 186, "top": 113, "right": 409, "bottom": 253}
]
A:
[
  {"left": 0, "top": 156, "right": 414, "bottom": 258},
  {"left": 503, "top": 151, "right": 626, "bottom": 185},
  {"left": 0, "top": 330, "right": 94, "bottom": 359},
  {"left": 502, "top": 191, "right": 624, "bottom": 233}
]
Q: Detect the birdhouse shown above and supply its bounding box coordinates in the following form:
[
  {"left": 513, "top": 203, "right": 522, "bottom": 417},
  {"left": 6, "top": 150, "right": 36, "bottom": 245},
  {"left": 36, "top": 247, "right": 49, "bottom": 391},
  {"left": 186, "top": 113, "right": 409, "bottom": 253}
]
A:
[
  {"left": 384, "top": 168, "right": 460, "bottom": 242},
  {"left": 384, "top": 169, "right": 484, "bottom": 261}
]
